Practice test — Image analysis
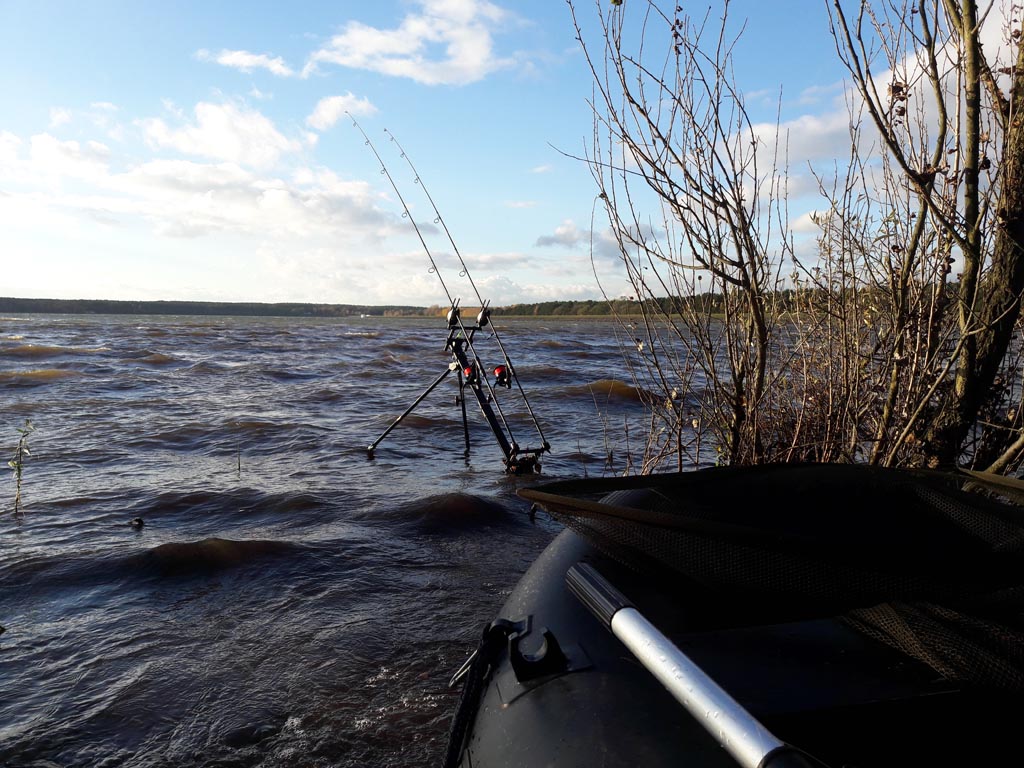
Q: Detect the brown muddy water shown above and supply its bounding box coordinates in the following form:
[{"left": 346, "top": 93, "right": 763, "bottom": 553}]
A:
[{"left": 0, "top": 314, "right": 660, "bottom": 767}]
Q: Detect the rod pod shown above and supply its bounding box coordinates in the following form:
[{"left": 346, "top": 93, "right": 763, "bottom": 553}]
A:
[{"left": 365, "top": 303, "right": 545, "bottom": 474}]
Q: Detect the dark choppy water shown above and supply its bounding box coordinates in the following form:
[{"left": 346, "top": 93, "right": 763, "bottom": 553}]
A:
[{"left": 0, "top": 314, "right": 647, "bottom": 767}]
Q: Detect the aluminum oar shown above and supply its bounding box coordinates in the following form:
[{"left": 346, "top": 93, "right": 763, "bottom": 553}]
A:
[{"left": 566, "top": 562, "right": 827, "bottom": 768}]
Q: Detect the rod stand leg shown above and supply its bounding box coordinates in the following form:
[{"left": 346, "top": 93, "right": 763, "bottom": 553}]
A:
[{"left": 367, "top": 365, "right": 455, "bottom": 454}]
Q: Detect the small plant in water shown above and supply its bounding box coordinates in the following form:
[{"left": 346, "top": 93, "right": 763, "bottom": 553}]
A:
[{"left": 9, "top": 419, "right": 34, "bottom": 516}]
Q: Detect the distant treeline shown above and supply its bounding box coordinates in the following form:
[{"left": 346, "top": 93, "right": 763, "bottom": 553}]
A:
[
  {"left": 493, "top": 295, "right": 727, "bottom": 316},
  {"left": 409, "top": 296, "right": 728, "bottom": 317},
  {"left": 0, "top": 295, "right": 730, "bottom": 318},
  {"left": 0, "top": 297, "right": 422, "bottom": 318}
]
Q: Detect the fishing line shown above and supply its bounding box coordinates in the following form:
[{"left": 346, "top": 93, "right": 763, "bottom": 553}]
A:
[
  {"left": 347, "top": 117, "right": 517, "bottom": 443},
  {"left": 383, "top": 129, "right": 550, "bottom": 451},
  {"left": 347, "top": 115, "right": 456, "bottom": 308},
  {"left": 349, "top": 115, "right": 549, "bottom": 468}
]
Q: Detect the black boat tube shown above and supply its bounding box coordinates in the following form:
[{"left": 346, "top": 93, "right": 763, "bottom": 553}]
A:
[{"left": 566, "top": 562, "right": 826, "bottom": 768}]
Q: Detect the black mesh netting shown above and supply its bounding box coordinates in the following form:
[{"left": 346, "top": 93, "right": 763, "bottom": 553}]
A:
[{"left": 519, "top": 464, "right": 1024, "bottom": 689}]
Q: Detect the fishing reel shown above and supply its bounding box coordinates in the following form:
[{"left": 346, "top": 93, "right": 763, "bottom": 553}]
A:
[{"left": 493, "top": 364, "right": 512, "bottom": 389}]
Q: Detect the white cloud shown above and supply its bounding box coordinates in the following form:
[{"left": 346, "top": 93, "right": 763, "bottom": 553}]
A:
[
  {"left": 0, "top": 126, "right": 609, "bottom": 303},
  {"left": 797, "top": 81, "right": 844, "bottom": 106},
  {"left": 791, "top": 211, "right": 824, "bottom": 235},
  {"left": 81, "top": 102, "right": 126, "bottom": 142},
  {"left": 303, "top": 0, "right": 517, "bottom": 85},
  {"left": 473, "top": 273, "right": 601, "bottom": 304},
  {"left": 0, "top": 131, "right": 22, "bottom": 167},
  {"left": 30, "top": 134, "right": 110, "bottom": 180},
  {"left": 753, "top": 109, "right": 854, "bottom": 166},
  {"left": 530, "top": 164, "right": 552, "bottom": 174},
  {"left": 196, "top": 48, "right": 295, "bottom": 77},
  {"left": 1, "top": 130, "right": 397, "bottom": 248},
  {"left": 306, "top": 93, "right": 377, "bottom": 131},
  {"left": 49, "top": 107, "right": 72, "bottom": 128},
  {"left": 454, "top": 250, "right": 532, "bottom": 269},
  {"left": 139, "top": 102, "right": 302, "bottom": 169},
  {"left": 535, "top": 219, "right": 584, "bottom": 248}
]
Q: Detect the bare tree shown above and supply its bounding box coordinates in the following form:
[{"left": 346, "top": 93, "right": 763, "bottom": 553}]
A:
[
  {"left": 830, "top": 0, "right": 1024, "bottom": 469},
  {"left": 573, "top": 0, "right": 1024, "bottom": 473}
]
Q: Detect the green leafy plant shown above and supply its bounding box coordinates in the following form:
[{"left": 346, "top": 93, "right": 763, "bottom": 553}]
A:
[{"left": 9, "top": 419, "right": 34, "bottom": 516}]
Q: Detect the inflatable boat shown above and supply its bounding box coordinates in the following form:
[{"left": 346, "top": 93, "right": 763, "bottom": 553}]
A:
[{"left": 444, "top": 464, "right": 1024, "bottom": 768}]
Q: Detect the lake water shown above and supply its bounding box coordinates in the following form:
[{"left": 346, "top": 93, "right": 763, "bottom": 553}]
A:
[{"left": 0, "top": 313, "right": 652, "bottom": 767}]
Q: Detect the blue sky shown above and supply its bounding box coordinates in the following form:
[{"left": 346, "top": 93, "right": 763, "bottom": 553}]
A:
[{"left": 0, "top": 1, "right": 851, "bottom": 306}]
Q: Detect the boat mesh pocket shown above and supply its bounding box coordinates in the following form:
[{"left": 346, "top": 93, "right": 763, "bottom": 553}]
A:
[{"left": 520, "top": 464, "right": 1024, "bottom": 689}]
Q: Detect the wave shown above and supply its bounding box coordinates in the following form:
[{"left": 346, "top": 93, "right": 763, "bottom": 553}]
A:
[
  {"left": 122, "top": 423, "right": 212, "bottom": 452},
  {"left": 4, "top": 343, "right": 108, "bottom": 358},
  {"left": 184, "top": 360, "right": 231, "bottom": 375},
  {"left": 560, "top": 378, "right": 649, "bottom": 401},
  {"left": 382, "top": 341, "right": 420, "bottom": 353},
  {"left": 359, "top": 492, "right": 518, "bottom": 534},
  {"left": 367, "top": 413, "right": 464, "bottom": 431},
  {"left": 258, "top": 368, "right": 322, "bottom": 382},
  {"left": 130, "top": 537, "right": 300, "bottom": 577},
  {"left": 127, "top": 488, "right": 328, "bottom": 523},
  {"left": 302, "top": 388, "right": 346, "bottom": 404},
  {"left": 519, "top": 364, "right": 571, "bottom": 378},
  {"left": 0, "top": 535, "right": 302, "bottom": 591},
  {"left": 363, "top": 352, "right": 424, "bottom": 369},
  {"left": 227, "top": 419, "right": 280, "bottom": 433},
  {"left": 0, "top": 368, "right": 80, "bottom": 385},
  {"left": 131, "top": 352, "right": 178, "bottom": 365}
]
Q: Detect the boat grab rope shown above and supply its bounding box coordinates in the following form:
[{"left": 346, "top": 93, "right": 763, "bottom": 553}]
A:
[{"left": 443, "top": 619, "right": 520, "bottom": 768}]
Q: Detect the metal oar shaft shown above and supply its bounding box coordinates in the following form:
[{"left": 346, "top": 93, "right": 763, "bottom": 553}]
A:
[{"left": 567, "top": 563, "right": 825, "bottom": 768}]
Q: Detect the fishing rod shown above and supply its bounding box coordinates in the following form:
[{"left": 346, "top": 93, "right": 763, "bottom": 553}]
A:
[
  {"left": 348, "top": 117, "right": 456, "bottom": 308},
  {"left": 349, "top": 115, "right": 519, "bottom": 449},
  {"left": 349, "top": 115, "right": 549, "bottom": 473},
  {"left": 384, "top": 129, "right": 550, "bottom": 453}
]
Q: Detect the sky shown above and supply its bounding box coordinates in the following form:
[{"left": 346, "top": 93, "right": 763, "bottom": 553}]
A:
[{"left": 0, "top": 0, "right": 858, "bottom": 306}]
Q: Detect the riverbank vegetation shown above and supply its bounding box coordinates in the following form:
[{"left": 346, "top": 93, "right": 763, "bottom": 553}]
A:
[
  {"left": 573, "top": 0, "right": 1024, "bottom": 475},
  {"left": 8, "top": 420, "right": 33, "bottom": 517}
]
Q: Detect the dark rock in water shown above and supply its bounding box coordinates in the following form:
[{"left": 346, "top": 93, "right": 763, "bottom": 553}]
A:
[{"left": 129, "top": 517, "right": 144, "bottom": 529}]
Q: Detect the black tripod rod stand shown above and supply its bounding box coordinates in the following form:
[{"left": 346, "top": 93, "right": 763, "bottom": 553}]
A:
[{"left": 366, "top": 313, "right": 544, "bottom": 473}]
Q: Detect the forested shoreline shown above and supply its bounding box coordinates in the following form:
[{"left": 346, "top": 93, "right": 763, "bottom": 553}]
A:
[{"left": 0, "top": 295, "right": 729, "bottom": 318}]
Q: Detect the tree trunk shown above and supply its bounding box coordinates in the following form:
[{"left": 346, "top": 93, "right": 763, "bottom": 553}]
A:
[{"left": 926, "top": 35, "right": 1024, "bottom": 466}]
